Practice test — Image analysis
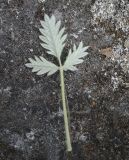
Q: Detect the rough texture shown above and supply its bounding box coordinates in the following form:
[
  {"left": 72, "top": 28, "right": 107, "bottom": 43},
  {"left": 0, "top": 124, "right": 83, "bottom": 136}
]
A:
[{"left": 0, "top": 0, "right": 129, "bottom": 159}]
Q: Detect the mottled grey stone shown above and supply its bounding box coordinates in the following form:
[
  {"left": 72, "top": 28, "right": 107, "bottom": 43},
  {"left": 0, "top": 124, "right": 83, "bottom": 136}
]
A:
[{"left": 0, "top": 0, "right": 129, "bottom": 160}]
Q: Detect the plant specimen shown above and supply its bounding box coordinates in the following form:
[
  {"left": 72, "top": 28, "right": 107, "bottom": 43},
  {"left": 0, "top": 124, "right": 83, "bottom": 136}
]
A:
[{"left": 25, "top": 14, "right": 89, "bottom": 152}]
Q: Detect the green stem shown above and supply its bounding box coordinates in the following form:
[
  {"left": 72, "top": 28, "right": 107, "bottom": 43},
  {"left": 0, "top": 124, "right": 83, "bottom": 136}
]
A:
[{"left": 59, "top": 65, "right": 72, "bottom": 152}]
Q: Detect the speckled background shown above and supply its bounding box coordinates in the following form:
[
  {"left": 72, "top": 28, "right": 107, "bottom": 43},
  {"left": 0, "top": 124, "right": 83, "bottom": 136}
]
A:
[{"left": 0, "top": 0, "right": 129, "bottom": 159}]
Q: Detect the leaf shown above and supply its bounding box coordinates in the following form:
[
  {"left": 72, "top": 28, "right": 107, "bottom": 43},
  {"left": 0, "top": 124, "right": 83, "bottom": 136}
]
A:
[
  {"left": 39, "top": 14, "right": 67, "bottom": 60},
  {"left": 26, "top": 14, "right": 89, "bottom": 76},
  {"left": 100, "top": 47, "right": 112, "bottom": 58},
  {"left": 63, "top": 42, "right": 89, "bottom": 71},
  {"left": 25, "top": 56, "right": 59, "bottom": 76}
]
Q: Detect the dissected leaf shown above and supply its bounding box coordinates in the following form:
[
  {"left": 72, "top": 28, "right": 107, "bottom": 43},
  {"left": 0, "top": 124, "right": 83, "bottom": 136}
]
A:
[
  {"left": 25, "top": 56, "right": 59, "bottom": 76},
  {"left": 39, "top": 14, "right": 67, "bottom": 60},
  {"left": 26, "top": 14, "right": 89, "bottom": 76},
  {"left": 25, "top": 14, "right": 90, "bottom": 152},
  {"left": 63, "top": 42, "right": 89, "bottom": 71}
]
